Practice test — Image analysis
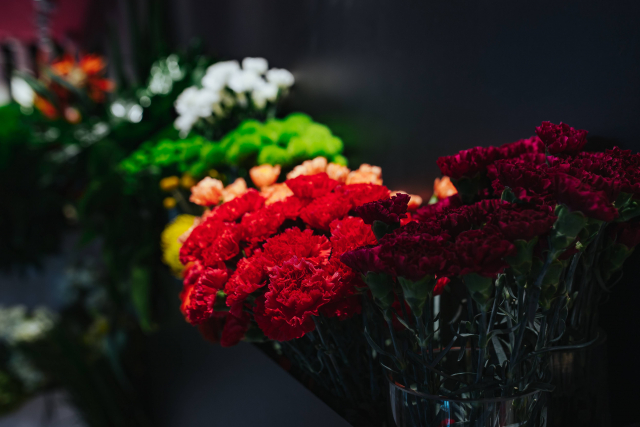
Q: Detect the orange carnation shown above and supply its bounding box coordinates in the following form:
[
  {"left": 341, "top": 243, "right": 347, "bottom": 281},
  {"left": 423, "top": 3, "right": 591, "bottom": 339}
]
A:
[
  {"left": 190, "top": 177, "right": 224, "bottom": 206},
  {"left": 222, "top": 178, "right": 248, "bottom": 202},
  {"left": 346, "top": 164, "right": 383, "bottom": 185},
  {"left": 433, "top": 176, "right": 458, "bottom": 200},
  {"left": 250, "top": 164, "right": 281, "bottom": 189}
]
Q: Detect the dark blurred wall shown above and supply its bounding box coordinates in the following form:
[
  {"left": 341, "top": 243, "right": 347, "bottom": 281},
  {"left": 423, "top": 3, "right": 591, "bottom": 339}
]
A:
[{"left": 166, "top": 1, "right": 640, "bottom": 424}]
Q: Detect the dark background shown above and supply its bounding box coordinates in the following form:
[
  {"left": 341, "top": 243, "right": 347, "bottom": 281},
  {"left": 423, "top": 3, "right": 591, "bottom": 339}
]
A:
[
  {"left": 2, "top": 0, "right": 640, "bottom": 425},
  {"left": 163, "top": 0, "right": 640, "bottom": 424}
]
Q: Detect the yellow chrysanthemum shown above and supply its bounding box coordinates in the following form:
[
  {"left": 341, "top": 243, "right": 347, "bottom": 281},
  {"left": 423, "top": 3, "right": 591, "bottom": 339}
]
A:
[{"left": 161, "top": 214, "right": 196, "bottom": 277}]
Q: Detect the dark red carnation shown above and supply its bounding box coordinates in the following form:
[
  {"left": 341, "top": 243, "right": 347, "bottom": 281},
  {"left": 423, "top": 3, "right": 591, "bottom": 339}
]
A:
[
  {"left": 552, "top": 173, "right": 618, "bottom": 222},
  {"left": 285, "top": 173, "right": 340, "bottom": 199},
  {"left": 372, "top": 223, "right": 459, "bottom": 280},
  {"left": 496, "top": 136, "right": 545, "bottom": 158},
  {"left": 355, "top": 193, "right": 409, "bottom": 225},
  {"left": 436, "top": 146, "right": 500, "bottom": 180},
  {"left": 413, "top": 194, "right": 463, "bottom": 222},
  {"left": 334, "top": 183, "right": 391, "bottom": 208},
  {"left": 535, "top": 121, "right": 588, "bottom": 155},
  {"left": 330, "top": 216, "right": 377, "bottom": 256},
  {"left": 299, "top": 193, "right": 352, "bottom": 230},
  {"left": 486, "top": 203, "right": 557, "bottom": 242},
  {"left": 262, "top": 227, "right": 332, "bottom": 266},
  {"left": 454, "top": 226, "right": 516, "bottom": 278}
]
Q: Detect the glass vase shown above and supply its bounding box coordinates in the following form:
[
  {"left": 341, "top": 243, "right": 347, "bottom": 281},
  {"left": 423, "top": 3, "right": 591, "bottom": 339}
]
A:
[
  {"left": 548, "top": 328, "right": 610, "bottom": 427},
  {"left": 388, "top": 380, "right": 548, "bottom": 427}
]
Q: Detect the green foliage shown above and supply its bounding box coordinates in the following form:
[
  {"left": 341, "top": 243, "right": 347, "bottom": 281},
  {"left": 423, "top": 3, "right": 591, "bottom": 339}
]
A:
[
  {"left": 363, "top": 272, "right": 395, "bottom": 313},
  {"left": 120, "top": 113, "right": 347, "bottom": 187},
  {"left": 505, "top": 237, "right": 538, "bottom": 277},
  {"left": 463, "top": 273, "right": 494, "bottom": 310},
  {"left": 549, "top": 205, "right": 587, "bottom": 257},
  {"left": 398, "top": 276, "right": 435, "bottom": 317}
]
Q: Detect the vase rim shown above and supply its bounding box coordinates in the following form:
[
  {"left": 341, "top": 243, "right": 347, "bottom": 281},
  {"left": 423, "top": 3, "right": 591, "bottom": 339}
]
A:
[{"left": 387, "top": 378, "right": 545, "bottom": 404}]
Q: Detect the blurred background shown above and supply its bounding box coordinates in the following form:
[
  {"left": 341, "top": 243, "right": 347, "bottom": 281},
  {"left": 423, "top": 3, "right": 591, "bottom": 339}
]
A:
[{"left": 1, "top": 0, "right": 640, "bottom": 425}]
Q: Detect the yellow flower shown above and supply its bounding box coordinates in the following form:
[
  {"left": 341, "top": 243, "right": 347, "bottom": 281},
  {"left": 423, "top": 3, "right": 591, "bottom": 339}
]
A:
[
  {"left": 163, "top": 197, "right": 177, "bottom": 209},
  {"left": 161, "top": 214, "right": 196, "bottom": 277},
  {"left": 160, "top": 176, "right": 180, "bottom": 192},
  {"left": 181, "top": 173, "right": 197, "bottom": 189}
]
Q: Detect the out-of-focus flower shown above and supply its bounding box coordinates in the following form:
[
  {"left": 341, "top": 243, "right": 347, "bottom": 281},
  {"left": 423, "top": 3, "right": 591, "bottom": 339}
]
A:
[
  {"left": 391, "top": 191, "right": 423, "bottom": 210},
  {"left": 10, "top": 76, "right": 34, "bottom": 108},
  {"left": 190, "top": 177, "right": 224, "bottom": 206},
  {"left": 181, "top": 173, "right": 197, "bottom": 189},
  {"left": 160, "top": 176, "right": 180, "bottom": 192},
  {"left": 266, "top": 68, "right": 295, "bottom": 89},
  {"left": 163, "top": 197, "right": 177, "bottom": 209},
  {"left": 228, "top": 70, "right": 261, "bottom": 94},
  {"left": 346, "top": 164, "right": 383, "bottom": 185},
  {"left": 222, "top": 178, "right": 248, "bottom": 202},
  {"left": 242, "top": 57, "right": 269, "bottom": 74},
  {"left": 287, "top": 157, "right": 329, "bottom": 179},
  {"left": 250, "top": 164, "right": 281, "bottom": 189},
  {"left": 252, "top": 80, "right": 278, "bottom": 109},
  {"left": 326, "top": 163, "right": 350, "bottom": 183},
  {"left": 261, "top": 183, "right": 294, "bottom": 205},
  {"left": 202, "top": 60, "right": 241, "bottom": 91},
  {"left": 161, "top": 214, "right": 197, "bottom": 276},
  {"left": 433, "top": 176, "right": 458, "bottom": 200}
]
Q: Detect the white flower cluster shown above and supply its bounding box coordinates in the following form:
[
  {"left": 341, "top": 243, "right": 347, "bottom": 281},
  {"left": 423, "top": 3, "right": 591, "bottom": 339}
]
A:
[
  {"left": 174, "top": 57, "right": 294, "bottom": 135},
  {"left": 0, "top": 305, "right": 57, "bottom": 345}
]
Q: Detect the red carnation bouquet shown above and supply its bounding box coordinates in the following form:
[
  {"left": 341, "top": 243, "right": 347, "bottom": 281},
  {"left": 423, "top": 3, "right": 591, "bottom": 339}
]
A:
[
  {"left": 175, "top": 159, "right": 422, "bottom": 423},
  {"left": 340, "top": 122, "right": 640, "bottom": 426}
]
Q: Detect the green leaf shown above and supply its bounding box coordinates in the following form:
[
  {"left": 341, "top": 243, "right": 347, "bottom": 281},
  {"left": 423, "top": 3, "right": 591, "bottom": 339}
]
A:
[
  {"left": 505, "top": 237, "right": 538, "bottom": 276},
  {"left": 397, "top": 275, "right": 435, "bottom": 317},
  {"left": 463, "top": 273, "right": 494, "bottom": 310},
  {"left": 549, "top": 205, "right": 587, "bottom": 255},
  {"left": 213, "top": 291, "right": 230, "bottom": 312},
  {"left": 364, "top": 272, "right": 395, "bottom": 312},
  {"left": 371, "top": 220, "right": 398, "bottom": 240}
]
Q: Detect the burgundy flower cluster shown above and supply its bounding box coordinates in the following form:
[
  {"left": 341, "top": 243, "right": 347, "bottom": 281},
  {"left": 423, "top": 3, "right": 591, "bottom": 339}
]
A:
[
  {"left": 342, "top": 197, "right": 557, "bottom": 282},
  {"left": 178, "top": 173, "right": 386, "bottom": 343},
  {"left": 437, "top": 122, "right": 639, "bottom": 222}
]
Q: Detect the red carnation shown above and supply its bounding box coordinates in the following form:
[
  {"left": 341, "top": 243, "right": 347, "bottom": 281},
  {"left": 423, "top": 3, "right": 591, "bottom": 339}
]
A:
[
  {"left": 552, "top": 173, "right": 618, "bottom": 222},
  {"left": 436, "top": 146, "right": 500, "bottom": 180},
  {"left": 355, "top": 193, "right": 409, "bottom": 225},
  {"left": 240, "top": 207, "right": 286, "bottom": 243},
  {"left": 329, "top": 216, "right": 377, "bottom": 256},
  {"left": 299, "top": 193, "right": 352, "bottom": 230},
  {"left": 487, "top": 203, "right": 556, "bottom": 242},
  {"left": 496, "top": 136, "right": 545, "bottom": 158},
  {"left": 255, "top": 257, "right": 340, "bottom": 341},
  {"left": 201, "top": 222, "right": 243, "bottom": 265},
  {"left": 285, "top": 173, "right": 340, "bottom": 199},
  {"left": 335, "top": 183, "right": 391, "bottom": 208},
  {"left": 224, "top": 251, "right": 270, "bottom": 307},
  {"left": 180, "top": 265, "right": 229, "bottom": 324},
  {"left": 454, "top": 227, "right": 516, "bottom": 278},
  {"left": 414, "top": 194, "right": 463, "bottom": 222},
  {"left": 220, "top": 312, "right": 251, "bottom": 347},
  {"left": 535, "top": 121, "right": 588, "bottom": 155},
  {"left": 268, "top": 196, "right": 308, "bottom": 220},
  {"left": 262, "top": 227, "right": 332, "bottom": 266},
  {"left": 433, "top": 277, "right": 450, "bottom": 296},
  {"left": 210, "top": 189, "right": 265, "bottom": 222},
  {"left": 319, "top": 258, "right": 363, "bottom": 320}
]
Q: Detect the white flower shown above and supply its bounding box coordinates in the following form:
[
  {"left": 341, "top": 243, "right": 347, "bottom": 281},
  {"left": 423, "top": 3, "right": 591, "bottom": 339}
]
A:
[
  {"left": 242, "top": 57, "right": 268, "bottom": 74},
  {"left": 202, "top": 60, "right": 240, "bottom": 91},
  {"left": 0, "top": 306, "right": 56, "bottom": 345},
  {"left": 252, "top": 79, "right": 279, "bottom": 109},
  {"left": 174, "top": 86, "right": 220, "bottom": 118},
  {"left": 174, "top": 113, "right": 199, "bottom": 133},
  {"left": 266, "top": 68, "right": 295, "bottom": 89},
  {"left": 10, "top": 76, "right": 34, "bottom": 108},
  {"left": 227, "top": 70, "right": 261, "bottom": 93}
]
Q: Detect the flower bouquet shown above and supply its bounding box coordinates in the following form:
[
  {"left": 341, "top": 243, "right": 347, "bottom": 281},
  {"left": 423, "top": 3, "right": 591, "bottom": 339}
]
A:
[{"left": 169, "top": 158, "right": 420, "bottom": 425}]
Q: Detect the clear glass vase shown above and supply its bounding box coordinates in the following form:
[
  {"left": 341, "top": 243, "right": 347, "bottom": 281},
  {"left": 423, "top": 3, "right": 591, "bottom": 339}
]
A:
[{"left": 388, "top": 380, "right": 548, "bottom": 427}]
